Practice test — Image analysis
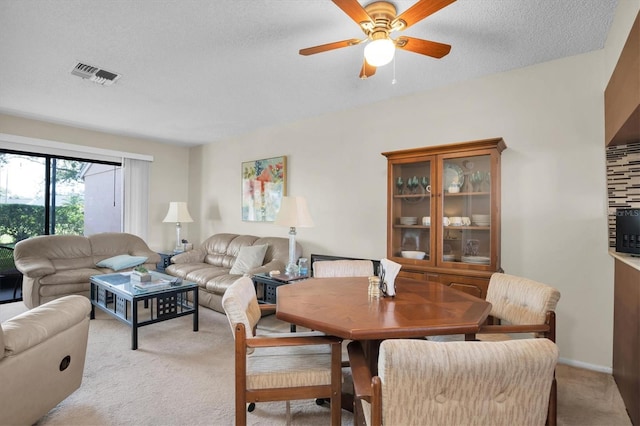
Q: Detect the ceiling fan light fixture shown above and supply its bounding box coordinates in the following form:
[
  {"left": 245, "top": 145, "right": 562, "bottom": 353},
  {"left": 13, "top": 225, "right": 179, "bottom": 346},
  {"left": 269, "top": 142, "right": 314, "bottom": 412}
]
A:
[
  {"left": 364, "top": 37, "right": 395, "bottom": 67},
  {"left": 298, "top": 0, "right": 455, "bottom": 78}
]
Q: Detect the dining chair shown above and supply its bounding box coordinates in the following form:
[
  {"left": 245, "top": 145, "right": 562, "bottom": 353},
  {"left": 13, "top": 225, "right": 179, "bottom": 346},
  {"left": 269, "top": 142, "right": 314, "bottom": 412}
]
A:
[
  {"left": 466, "top": 272, "right": 561, "bottom": 425},
  {"left": 348, "top": 338, "right": 559, "bottom": 426},
  {"left": 312, "top": 259, "right": 374, "bottom": 278},
  {"left": 311, "top": 258, "right": 374, "bottom": 366},
  {"left": 221, "top": 276, "right": 342, "bottom": 426},
  {"left": 472, "top": 272, "right": 561, "bottom": 342}
]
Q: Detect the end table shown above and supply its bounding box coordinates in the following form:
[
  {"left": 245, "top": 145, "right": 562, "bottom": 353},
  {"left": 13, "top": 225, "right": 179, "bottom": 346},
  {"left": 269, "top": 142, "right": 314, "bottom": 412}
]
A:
[
  {"left": 251, "top": 273, "right": 308, "bottom": 332},
  {"left": 156, "top": 251, "right": 176, "bottom": 273}
]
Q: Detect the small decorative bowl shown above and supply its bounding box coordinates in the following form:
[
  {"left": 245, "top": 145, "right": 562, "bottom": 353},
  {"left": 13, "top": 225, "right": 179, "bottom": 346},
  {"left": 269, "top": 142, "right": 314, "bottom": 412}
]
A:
[{"left": 401, "top": 251, "right": 426, "bottom": 259}]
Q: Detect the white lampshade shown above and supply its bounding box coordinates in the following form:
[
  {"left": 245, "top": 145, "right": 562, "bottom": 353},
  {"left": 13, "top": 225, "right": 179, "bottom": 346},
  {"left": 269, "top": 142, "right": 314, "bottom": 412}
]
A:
[
  {"left": 364, "top": 37, "right": 395, "bottom": 67},
  {"left": 274, "top": 196, "right": 314, "bottom": 228},
  {"left": 163, "top": 202, "right": 193, "bottom": 223},
  {"left": 275, "top": 196, "right": 314, "bottom": 275}
]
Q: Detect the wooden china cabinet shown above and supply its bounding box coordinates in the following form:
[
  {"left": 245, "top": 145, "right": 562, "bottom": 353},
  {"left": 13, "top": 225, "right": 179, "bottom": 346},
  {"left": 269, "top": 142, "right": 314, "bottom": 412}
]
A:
[{"left": 382, "top": 138, "right": 506, "bottom": 299}]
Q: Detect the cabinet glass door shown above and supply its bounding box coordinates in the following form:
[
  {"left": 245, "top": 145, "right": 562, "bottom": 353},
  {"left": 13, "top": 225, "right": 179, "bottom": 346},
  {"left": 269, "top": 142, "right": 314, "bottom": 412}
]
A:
[
  {"left": 390, "top": 159, "right": 434, "bottom": 264},
  {"left": 440, "top": 153, "right": 493, "bottom": 268}
]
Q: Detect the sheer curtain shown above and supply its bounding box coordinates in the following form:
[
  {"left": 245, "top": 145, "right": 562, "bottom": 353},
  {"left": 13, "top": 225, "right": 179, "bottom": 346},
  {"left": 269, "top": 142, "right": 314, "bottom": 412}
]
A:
[{"left": 123, "top": 158, "right": 150, "bottom": 239}]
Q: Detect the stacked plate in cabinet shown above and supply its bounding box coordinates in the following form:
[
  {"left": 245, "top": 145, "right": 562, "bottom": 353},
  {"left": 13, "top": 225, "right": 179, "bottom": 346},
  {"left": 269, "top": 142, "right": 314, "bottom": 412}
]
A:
[
  {"left": 399, "top": 217, "right": 418, "bottom": 225},
  {"left": 471, "top": 214, "right": 490, "bottom": 226},
  {"left": 461, "top": 256, "right": 490, "bottom": 265}
]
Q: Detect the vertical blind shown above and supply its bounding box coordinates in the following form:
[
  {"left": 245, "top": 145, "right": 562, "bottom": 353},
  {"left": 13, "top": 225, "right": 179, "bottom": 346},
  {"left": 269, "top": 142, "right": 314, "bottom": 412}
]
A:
[{"left": 123, "top": 158, "right": 150, "bottom": 239}]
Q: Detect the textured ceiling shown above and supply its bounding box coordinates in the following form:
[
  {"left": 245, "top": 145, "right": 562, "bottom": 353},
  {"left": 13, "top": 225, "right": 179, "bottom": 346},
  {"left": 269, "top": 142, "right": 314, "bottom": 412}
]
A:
[{"left": 0, "top": 0, "right": 618, "bottom": 147}]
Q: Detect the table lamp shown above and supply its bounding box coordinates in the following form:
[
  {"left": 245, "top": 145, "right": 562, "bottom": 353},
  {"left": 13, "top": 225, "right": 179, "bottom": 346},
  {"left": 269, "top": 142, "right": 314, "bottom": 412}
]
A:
[
  {"left": 163, "top": 201, "right": 193, "bottom": 252},
  {"left": 274, "top": 196, "right": 314, "bottom": 274}
]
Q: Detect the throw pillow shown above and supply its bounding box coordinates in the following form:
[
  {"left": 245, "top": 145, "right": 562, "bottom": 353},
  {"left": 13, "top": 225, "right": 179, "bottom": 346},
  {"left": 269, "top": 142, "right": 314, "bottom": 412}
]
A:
[
  {"left": 96, "top": 254, "right": 148, "bottom": 271},
  {"left": 229, "top": 244, "right": 268, "bottom": 275}
]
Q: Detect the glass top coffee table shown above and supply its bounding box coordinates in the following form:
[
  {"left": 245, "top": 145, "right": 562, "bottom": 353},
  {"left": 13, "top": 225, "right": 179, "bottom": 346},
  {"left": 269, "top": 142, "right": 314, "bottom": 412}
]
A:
[{"left": 89, "top": 271, "right": 198, "bottom": 350}]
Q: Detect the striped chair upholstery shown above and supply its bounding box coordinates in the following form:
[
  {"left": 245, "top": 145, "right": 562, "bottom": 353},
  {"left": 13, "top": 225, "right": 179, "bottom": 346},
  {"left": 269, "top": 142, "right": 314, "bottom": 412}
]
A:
[
  {"left": 348, "top": 338, "right": 559, "bottom": 426},
  {"left": 477, "top": 272, "right": 561, "bottom": 341},
  {"left": 313, "top": 260, "right": 374, "bottom": 278},
  {"left": 221, "top": 276, "right": 342, "bottom": 426}
]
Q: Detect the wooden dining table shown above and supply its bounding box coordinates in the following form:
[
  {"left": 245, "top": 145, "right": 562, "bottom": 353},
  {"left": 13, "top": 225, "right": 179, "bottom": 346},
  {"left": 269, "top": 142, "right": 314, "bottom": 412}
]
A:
[{"left": 276, "top": 276, "right": 492, "bottom": 374}]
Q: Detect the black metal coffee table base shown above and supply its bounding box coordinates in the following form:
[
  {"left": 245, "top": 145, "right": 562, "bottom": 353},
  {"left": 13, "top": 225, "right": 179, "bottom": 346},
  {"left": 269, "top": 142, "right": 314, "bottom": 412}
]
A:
[{"left": 90, "top": 273, "right": 198, "bottom": 350}]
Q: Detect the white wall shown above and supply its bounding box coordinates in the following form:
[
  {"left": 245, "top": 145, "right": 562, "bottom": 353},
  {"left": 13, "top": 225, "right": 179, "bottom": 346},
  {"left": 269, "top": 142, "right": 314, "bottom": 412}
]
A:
[
  {"left": 0, "top": 113, "right": 192, "bottom": 251},
  {"left": 189, "top": 1, "right": 639, "bottom": 370}
]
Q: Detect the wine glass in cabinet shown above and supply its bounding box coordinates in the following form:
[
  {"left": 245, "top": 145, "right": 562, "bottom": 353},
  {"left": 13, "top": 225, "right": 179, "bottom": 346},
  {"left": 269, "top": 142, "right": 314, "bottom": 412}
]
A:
[{"left": 388, "top": 158, "right": 436, "bottom": 266}]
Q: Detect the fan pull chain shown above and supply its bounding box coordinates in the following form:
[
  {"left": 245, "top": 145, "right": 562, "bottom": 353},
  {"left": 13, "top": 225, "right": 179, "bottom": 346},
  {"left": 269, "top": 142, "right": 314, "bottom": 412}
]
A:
[{"left": 391, "top": 55, "right": 397, "bottom": 85}]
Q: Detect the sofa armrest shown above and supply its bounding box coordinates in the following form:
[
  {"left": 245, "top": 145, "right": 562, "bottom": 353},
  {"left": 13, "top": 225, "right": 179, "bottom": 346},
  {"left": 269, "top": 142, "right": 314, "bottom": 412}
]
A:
[
  {"left": 14, "top": 257, "right": 56, "bottom": 278},
  {"left": 171, "top": 248, "right": 206, "bottom": 264},
  {"left": 2, "top": 295, "right": 91, "bottom": 356},
  {"left": 131, "top": 250, "right": 161, "bottom": 264}
]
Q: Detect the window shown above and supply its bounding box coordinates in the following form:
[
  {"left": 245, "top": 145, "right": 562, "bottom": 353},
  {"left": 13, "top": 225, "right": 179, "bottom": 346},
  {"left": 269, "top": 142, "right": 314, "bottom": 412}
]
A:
[{"left": 0, "top": 150, "right": 123, "bottom": 245}]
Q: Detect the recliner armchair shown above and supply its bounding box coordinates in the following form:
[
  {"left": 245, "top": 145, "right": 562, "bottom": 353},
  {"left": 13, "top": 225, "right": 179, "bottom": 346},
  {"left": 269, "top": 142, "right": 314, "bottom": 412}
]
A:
[{"left": 0, "top": 295, "right": 91, "bottom": 425}]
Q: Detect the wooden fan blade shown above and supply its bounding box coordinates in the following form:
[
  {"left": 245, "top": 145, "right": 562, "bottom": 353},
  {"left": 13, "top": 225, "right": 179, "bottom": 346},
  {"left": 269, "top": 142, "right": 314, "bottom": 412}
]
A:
[
  {"left": 392, "top": 0, "right": 456, "bottom": 30},
  {"left": 359, "top": 59, "right": 377, "bottom": 79},
  {"left": 332, "top": 0, "right": 373, "bottom": 26},
  {"left": 299, "top": 39, "right": 362, "bottom": 56},
  {"left": 395, "top": 36, "right": 451, "bottom": 58}
]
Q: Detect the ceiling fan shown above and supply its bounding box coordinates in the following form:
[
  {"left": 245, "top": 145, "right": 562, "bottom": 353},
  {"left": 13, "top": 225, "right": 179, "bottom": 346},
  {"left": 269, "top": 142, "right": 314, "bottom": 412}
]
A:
[{"left": 299, "top": 0, "right": 456, "bottom": 79}]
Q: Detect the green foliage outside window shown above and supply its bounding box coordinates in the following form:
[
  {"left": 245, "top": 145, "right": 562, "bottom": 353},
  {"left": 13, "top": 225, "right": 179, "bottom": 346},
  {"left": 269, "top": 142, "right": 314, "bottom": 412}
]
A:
[
  {"left": 54, "top": 194, "right": 85, "bottom": 235},
  {"left": 0, "top": 200, "right": 84, "bottom": 244},
  {"left": 0, "top": 153, "right": 86, "bottom": 243}
]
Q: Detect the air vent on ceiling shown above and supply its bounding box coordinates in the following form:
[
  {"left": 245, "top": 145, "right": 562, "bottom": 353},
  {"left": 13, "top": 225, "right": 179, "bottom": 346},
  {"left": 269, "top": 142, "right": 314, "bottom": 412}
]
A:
[{"left": 71, "top": 62, "right": 121, "bottom": 86}]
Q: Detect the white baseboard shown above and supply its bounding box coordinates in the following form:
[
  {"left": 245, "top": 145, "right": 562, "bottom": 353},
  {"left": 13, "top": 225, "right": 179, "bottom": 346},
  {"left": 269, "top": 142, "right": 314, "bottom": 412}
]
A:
[{"left": 559, "top": 357, "right": 612, "bottom": 375}]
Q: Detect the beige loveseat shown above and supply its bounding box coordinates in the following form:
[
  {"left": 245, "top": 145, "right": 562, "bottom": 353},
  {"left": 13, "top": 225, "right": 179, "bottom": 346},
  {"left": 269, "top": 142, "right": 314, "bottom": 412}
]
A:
[
  {"left": 166, "top": 233, "right": 299, "bottom": 313},
  {"left": 0, "top": 295, "right": 91, "bottom": 426},
  {"left": 14, "top": 232, "right": 161, "bottom": 308}
]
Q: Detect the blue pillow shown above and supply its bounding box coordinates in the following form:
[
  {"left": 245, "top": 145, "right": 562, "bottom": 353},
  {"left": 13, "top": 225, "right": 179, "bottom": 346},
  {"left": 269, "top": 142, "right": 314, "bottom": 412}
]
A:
[{"left": 96, "top": 255, "right": 148, "bottom": 271}]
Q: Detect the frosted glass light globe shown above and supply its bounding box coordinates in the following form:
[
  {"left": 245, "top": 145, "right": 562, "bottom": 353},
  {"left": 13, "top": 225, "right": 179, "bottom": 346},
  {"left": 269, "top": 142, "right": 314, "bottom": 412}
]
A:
[{"left": 364, "top": 38, "right": 395, "bottom": 67}]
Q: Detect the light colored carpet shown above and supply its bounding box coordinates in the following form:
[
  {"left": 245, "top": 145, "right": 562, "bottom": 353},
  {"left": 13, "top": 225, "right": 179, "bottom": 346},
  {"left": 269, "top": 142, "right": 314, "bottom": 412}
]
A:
[{"left": 0, "top": 301, "right": 632, "bottom": 426}]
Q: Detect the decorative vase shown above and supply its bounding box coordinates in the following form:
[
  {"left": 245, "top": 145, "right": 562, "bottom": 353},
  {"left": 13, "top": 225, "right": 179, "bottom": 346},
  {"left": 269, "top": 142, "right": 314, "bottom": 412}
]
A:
[{"left": 131, "top": 271, "right": 151, "bottom": 282}]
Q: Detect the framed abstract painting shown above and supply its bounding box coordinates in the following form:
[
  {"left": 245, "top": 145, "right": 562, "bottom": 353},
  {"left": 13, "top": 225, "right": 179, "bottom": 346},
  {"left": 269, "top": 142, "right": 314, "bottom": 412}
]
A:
[{"left": 241, "top": 156, "right": 287, "bottom": 222}]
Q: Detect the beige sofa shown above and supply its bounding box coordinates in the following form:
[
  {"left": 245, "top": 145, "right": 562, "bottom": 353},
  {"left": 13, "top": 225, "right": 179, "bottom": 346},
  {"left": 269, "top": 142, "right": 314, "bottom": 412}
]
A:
[
  {"left": 0, "top": 295, "right": 91, "bottom": 426},
  {"left": 14, "top": 232, "right": 161, "bottom": 308},
  {"left": 166, "top": 233, "right": 299, "bottom": 313}
]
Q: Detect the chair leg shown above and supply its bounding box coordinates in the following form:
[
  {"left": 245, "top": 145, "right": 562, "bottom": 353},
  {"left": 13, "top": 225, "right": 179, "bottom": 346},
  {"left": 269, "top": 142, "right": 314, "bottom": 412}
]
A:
[
  {"left": 235, "top": 324, "right": 248, "bottom": 426},
  {"left": 547, "top": 375, "right": 557, "bottom": 426},
  {"left": 236, "top": 399, "right": 246, "bottom": 426},
  {"left": 330, "top": 395, "right": 341, "bottom": 426},
  {"left": 286, "top": 401, "right": 291, "bottom": 426},
  {"left": 331, "top": 342, "right": 343, "bottom": 426}
]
